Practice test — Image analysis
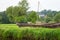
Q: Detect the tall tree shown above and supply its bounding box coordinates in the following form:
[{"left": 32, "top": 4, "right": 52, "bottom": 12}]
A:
[
  {"left": 16, "top": 0, "right": 29, "bottom": 23},
  {"left": 6, "top": 0, "right": 29, "bottom": 23},
  {"left": 18, "top": 0, "right": 29, "bottom": 16},
  {"left": 6, "top": 6, "right": 14, "bottom": 23}
]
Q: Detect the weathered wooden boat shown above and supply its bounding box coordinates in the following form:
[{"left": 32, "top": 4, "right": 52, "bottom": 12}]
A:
[{"left": 16, "top": 22, "right": 60, "bottom": 28}]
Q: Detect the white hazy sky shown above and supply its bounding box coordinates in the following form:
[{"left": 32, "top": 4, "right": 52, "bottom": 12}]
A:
[{"left": 0, "top": 0, "right": 60, "bottom": 12}]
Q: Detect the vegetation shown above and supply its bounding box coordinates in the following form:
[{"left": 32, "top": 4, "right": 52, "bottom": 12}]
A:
[
  {"left": 0, "top": 24, "right": 60, "bottom": 40},
  {"left": 54, "top": 13, "right": 60, "bottom": 23},
  {"left": 6, "top": 0, "right": 29, "bottom": 23},
  {"left": 27, "top": 11, "right": 38, "bottom": 23},
  {"left": 0, "top": 0, "right": 60, "bottom": 24},
  {"left": 0, "top": 9, "right": 60, "bottom": 24},
  {"left": 0, "top": 0, "right": 60, "bottom": 40}
]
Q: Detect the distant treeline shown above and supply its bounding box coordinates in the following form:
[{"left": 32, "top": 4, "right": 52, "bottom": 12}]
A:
[
  {"left": 0, "top": 10, "right": 60, "bottom": 24},
  {"left": 0, "top": 11, "right": 10, "bottom": 24}
]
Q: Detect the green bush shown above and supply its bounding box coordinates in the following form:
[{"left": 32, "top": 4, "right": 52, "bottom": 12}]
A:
[
  {"left": 15, "top": 16, "right": 27, "bottom": 23},
  {"left": 27, "top": 11, "right": 37, "bottom": 23}
]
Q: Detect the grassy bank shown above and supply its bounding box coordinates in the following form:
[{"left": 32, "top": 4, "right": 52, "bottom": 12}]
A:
[{"left": 0, "top": 24, "right": 60, "bottom": 40}]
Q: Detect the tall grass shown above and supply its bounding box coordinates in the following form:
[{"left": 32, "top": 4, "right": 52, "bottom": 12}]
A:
[{"left": 0, "top": 24, "right": 60, "bottom": 40}]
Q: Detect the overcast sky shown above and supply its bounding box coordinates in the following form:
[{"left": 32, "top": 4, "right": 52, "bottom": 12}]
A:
[{"left": 0, "top": 0, "right": 60, "bottom": 12}]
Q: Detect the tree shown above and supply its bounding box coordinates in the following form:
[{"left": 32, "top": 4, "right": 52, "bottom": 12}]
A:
[
  {"left": 54, "top": 13, "right": 60, "bottom": 23},
  {"left": 15, "top": 0, "right": 29, "bottom": 23},
  {"left": 0, "top": 11, "right": 10, "bottom": 24},
  {"left": 18, "top": 0, "right": 29, "bottom": 16},
  {"left": 6, "top": 6, "right": 14, "bottom": 23},
  {"left": 0, "top": 14, "right": 2, "bottom": 23},
  {"left": 44, "top": 15, "right": 52, "bottom": 23},
  {"left": 6, "top": 0, "right": 29, "bottom": 23},
  {"left": 27, "top": 11, "right": 37, "bottom": 23}
]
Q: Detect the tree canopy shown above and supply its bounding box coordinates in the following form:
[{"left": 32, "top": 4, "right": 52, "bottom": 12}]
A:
[{"left": 6, "top": 0, "right": 29, "bottom": 23}]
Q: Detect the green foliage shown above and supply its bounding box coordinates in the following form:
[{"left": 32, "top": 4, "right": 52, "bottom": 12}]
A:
[
  {"left": 0, "top": 14, "right": 2, "bottom": 23},
  {"left": 40, "top": 10, "right": 57, "bottom": 17},
  {"left": 27, "top": 11, "right": 38, "bottom": 23},
  {"left": 40, "top": 10, "right": 57, "bottom": 23},
  {"left": 6, "top": 0, "right": 29, "bottom": 23},
  {"left": 6, "top": 6, "right": 14, "bottom": 23},
  {"left": 54, "top": 13, "right": 60, "bottom": 23},
  {"left": 44, "top": 16, "right": 52, "bottom": 23},
  {"left": 18, "top": 0, "right": 29, "bottom": 11},
  {"left": 18, "top": 0, "right": 29, "bottom": 16},
  {"left": 0, "top": 24, "right": 60, "bottom": 40},
  {"left": 0, "top": 11, "right": 9, "bottom": 24},
  {"left": 15, "top": 16, "right": 27, "bottom": 23}
]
